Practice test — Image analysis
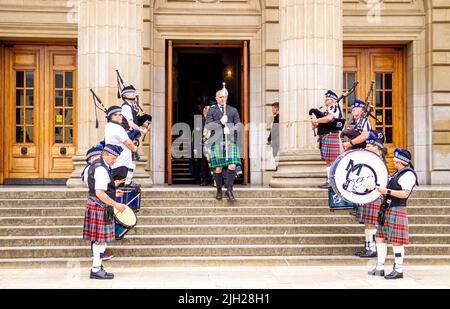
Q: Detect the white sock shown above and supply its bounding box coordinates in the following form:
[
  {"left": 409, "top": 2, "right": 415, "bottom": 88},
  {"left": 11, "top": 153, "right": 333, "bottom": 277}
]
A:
[
  {"left": 92, "top": 243, "right": 104, "bottom": 272},
  {"left": 393, "top": 246, "right": 405, "bottom": 273},
  {"left": 375, "top": 242, "right": 387, "bottom": 271},
  {"left": 364, "top": 230, "right": 370, "bottom": 250},
  {"left": 367, "top": 229, "right": 377, "bottom": 251},
  {"left": 326, "top": 167, "right": 331, "bottom": 180}
]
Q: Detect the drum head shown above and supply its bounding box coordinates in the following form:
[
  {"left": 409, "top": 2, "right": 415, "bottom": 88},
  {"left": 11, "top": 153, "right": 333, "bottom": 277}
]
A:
[
  {"left": 330, "top": 149, "right": 388, "bottom": 204},
  {"left": 114, "top": 205, "right": 137, "bottom": 228}
]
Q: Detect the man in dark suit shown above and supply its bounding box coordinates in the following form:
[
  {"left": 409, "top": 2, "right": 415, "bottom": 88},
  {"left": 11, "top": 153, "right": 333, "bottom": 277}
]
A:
[
  {"left": 205, "top": 86, "right": 242, "bottom": 202},
  {"left": 267, "top": 102, "right": 279, "bottom": 158}
]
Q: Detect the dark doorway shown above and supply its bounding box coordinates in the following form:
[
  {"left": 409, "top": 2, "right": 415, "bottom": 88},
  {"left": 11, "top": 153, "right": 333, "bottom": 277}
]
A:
[{"left": 169, "top": 45, "right": 244, "bottom": 185}]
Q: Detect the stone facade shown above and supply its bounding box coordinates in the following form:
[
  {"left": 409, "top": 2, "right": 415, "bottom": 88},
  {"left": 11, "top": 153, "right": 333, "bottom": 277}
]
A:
[{"left": 0, "top": 0, "right": 449, "bottom": 186}]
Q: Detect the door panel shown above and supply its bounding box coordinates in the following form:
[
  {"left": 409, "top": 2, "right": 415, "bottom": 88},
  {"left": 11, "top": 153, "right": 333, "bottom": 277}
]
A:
[
  {"left": 343, "top": 46, "right": 405, "bottom": 172},
  {"left": 3, "top": 44, "right": 77, "bottom": 182},
  {"left": 5, "top": 47, "right": 42, "bottom": 178},
  {"left": 46, "top": 48, "right": 77, "bottom": 177}
]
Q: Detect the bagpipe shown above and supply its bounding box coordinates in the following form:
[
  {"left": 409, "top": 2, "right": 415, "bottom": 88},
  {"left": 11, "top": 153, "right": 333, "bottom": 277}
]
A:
[
  {"left": 90, "top": 88, "right": 108, "bottom": 129},
  {"left": 340, "top": 80, "right": 382, "bottom": 145},
  {"left": 116, "top": 70, "right": 152, "bottom": 127},
  {"left": 309, "top": 81, "right": 359, "bottom": 136}
]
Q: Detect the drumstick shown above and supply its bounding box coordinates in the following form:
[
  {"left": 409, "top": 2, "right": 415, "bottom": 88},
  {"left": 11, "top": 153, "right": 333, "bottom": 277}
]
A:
[{"left": 125, "top": 193, "right": 141, "bottom": 206}]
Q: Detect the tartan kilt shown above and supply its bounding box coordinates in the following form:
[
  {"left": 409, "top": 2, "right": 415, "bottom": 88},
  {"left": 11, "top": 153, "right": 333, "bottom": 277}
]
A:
[
  {"left": 209, "top": 142, "right": 241, "bottom": 168},
  {"left": 355, "top": 198, "right": 381, "bottom": 225},
  {"left": 376, "top": 206, "right": 409, "bottom": 245},
  {"left": 83, "top": 198, "right": 115, "bottom": 243},
  {"left": 319, "top": 133, "right": 341, "bottom": 161}
]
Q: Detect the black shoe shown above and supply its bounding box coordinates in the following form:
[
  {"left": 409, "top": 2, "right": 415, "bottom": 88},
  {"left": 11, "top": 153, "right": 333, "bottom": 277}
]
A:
[
  {"left": 215, "top": 189, "right": 223, "bottom": 200},
  {"left": 90, "top": 268, "right": 114, "bottom": 280},
  {"left": 100, "top": 265, "right": 114, "bottom": 276},
  {"left": 225, "top": 190, "right": 236, "bottom": 202},
  {"left": 359, "top": 249, "right": 377, "bottom": 258},
  {"left": 355, "top": 249, "right": 367, "bottom": 257},
  {"left": 318, "top": 182, "right": 331, "bottom": 189},
  {"left": 368, "top": 268, "right": 385, "bottom": 276},
  {"left": 385, "top": 270, "right": 403, "bottom": 280}
]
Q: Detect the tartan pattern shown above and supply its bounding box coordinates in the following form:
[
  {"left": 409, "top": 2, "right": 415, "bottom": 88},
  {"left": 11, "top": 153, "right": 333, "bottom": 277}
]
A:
[
  {"left": 355, "top": 198, "right": 381, "bottom": 225},
  {"left": 209, "top": 142, "right": 241, "bottom": 168},
  {"left": 83, "top": 199, "right": 115, "bottom": 243},
  {"left": 319, "top": 133, "right": 341, "bottom": 161},
  {"left": 376, "top": 206, "right": 409, "bottom": 245}
]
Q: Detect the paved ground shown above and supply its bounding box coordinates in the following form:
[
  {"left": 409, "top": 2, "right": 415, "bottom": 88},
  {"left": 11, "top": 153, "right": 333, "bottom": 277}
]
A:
[{"left": 1, "top": 264, "right": 450, "bottom": 289}]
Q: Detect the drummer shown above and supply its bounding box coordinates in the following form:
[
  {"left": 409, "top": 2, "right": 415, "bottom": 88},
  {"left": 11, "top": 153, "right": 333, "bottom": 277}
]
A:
[
  {"left": 81, "top": 144, "right": 115, "bottom": 262},
  {"left": 342, "top": 99, "right": 371, "bottom": 151},
  {"left": 83, "top": 144, "right": 126, "bottom": 280},
  {"left": 368, "top": 148, "right": 418, "bottom": 279},
  {"left": 355, "top": 130, "right": 386, "bottom": 258}
]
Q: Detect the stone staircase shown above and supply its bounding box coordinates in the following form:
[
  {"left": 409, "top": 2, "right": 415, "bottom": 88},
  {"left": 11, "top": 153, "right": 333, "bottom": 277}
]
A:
[{"left": 0, "top": 186, "right": 450, "bottom": 268}]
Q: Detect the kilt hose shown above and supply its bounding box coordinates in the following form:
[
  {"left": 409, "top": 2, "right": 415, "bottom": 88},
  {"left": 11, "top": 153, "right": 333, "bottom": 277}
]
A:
[
  {"left": 319, "top": 132, "right": 341, "bottom": 161},
  {"left": 83, "top": 198, "right": 115, "bottom": 243},
  {"left": 210, "top": 142, "right": 241, "bottom": 168},
  {"left": 376, "top": 206, "right": 409, "bottom": 245},
  {"left": 356, "top": 198, "right": 382, "bottom": 225}
]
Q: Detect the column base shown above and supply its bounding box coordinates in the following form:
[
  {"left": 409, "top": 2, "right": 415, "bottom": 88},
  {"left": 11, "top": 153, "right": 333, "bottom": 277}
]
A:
[
  {"left": 269, "top": 149, "right": 327, "bottom": 188},
  {"left": 66, "top": 155, "right": 153, "bottom": 188}
]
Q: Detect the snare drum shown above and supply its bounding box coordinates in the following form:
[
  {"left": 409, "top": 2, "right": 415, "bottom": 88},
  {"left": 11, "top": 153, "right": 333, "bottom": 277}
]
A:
[
  {"left": 114, "top": 205, "right": 137, "bottom": 240},
  {"left": 330, "top": 149, "right": 389, "bottom": 205},
  {"left": 118, "top": 184, "right": 141, "bottom": 212}
]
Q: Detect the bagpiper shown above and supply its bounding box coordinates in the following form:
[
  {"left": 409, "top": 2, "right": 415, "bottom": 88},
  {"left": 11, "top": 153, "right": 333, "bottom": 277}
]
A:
[
  {"left": 104, "top": 106, "right": 138, "bottom": 186},
  {"left": 311, "top": 90, "right": 344, "bottom": 189},
  {"left": 205, "top": 84, "right": 242, "bottom": 202},
  {"left": 342, "top": 99, "right": 372, "bottom": 151}
]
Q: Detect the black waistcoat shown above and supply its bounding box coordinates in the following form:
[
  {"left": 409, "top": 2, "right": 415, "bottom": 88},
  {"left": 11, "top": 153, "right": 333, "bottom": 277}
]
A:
[
  {"left": 385, "top": 167, "right": 418, "bottom": 207},
  {"left": 87, "top": 158, "right": 116, "bottom": 200}
]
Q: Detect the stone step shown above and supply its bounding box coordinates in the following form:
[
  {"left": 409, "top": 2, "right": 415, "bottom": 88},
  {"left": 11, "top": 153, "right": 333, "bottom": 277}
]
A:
[
  {"left": 1, "top": 197, "right": 450, "bottom": 207},
  {"left": 1, "top": 234, "right": 449, "bottom": 247},
  {"left": 1, "top": 224, "right": 450, "bottom": 236},
  {"left": 2, "top": 214, "right": 450, "bottom": 226},
  {"left": 2, "top": 206, "right": 450, "bottom": 216},
  {"left": 1, "top": 244, "right": 450, "bottom": 259},
  {"left": 1, "top": 187, "right": 449, "bottom": 200},
  {"left": 2, "top": 255, "right": 450, "bottom": 268}
]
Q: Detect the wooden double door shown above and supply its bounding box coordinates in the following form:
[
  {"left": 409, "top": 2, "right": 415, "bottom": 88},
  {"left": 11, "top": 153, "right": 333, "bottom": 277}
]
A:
[
  {"left": 343, "top": 46, "right": 406, "bottom": 172},
  {"left": 2, "top": 44, "right": 77, "bottom": 183}
]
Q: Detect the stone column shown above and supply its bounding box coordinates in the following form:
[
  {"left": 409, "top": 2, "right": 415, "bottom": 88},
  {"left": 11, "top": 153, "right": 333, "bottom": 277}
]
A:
[
  {"left": 67, "top": 0, "right": 152, "bottom": 188},
  {"left": 270, "top": 0, "right": 343, "bottom": 187}
]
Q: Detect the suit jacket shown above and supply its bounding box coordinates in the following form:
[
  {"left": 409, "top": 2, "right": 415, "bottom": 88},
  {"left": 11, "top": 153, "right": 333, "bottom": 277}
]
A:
[{"left": 205, "top": 104, "right": 241, "bottom": 143}]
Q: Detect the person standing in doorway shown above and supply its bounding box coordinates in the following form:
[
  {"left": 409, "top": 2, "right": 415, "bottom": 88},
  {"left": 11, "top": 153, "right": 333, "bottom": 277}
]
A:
[{"left": 267, "top": 102, "right": 280, "bottom": 159}]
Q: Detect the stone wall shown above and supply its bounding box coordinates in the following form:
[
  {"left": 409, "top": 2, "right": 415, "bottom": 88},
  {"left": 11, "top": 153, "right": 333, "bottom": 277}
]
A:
[
  {"left": 0, "top": 0, "right": 77, "bottom": 38},
  {"left": 428, "top": 0, "right": 450, "bottom": 184}
]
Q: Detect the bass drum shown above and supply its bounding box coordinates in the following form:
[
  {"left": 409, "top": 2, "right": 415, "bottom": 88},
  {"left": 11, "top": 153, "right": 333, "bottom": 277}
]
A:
[{"left": 330, "top": 149, "right": 388, "bottom": 204}]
